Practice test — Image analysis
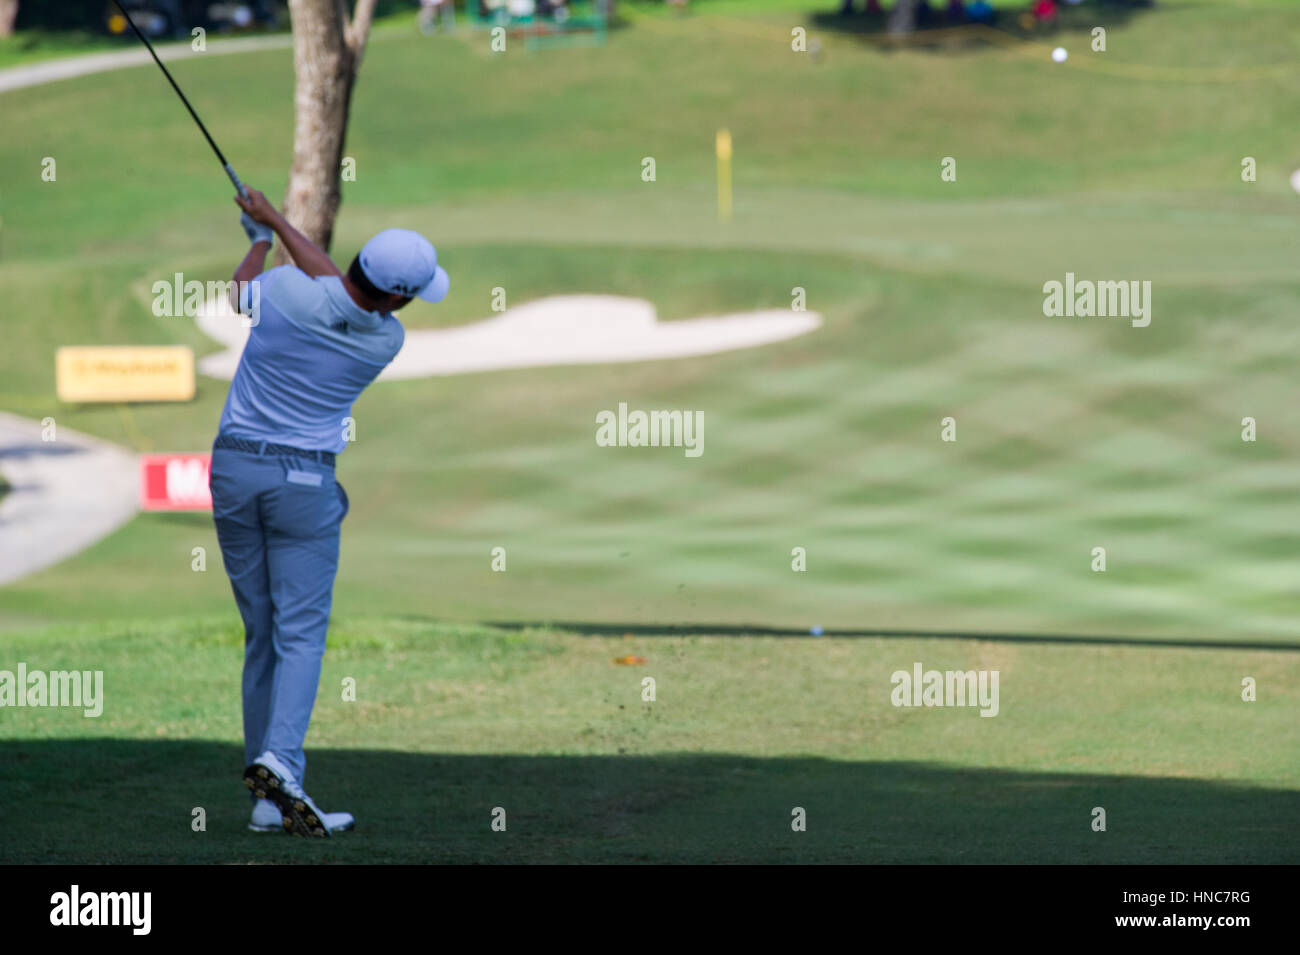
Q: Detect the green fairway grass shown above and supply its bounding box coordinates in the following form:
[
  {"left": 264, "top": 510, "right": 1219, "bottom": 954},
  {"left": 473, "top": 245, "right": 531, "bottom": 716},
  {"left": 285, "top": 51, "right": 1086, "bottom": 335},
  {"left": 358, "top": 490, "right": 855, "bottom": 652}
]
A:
[{"left": 2, "top": 0, "right": 1298, "bottom": 862}]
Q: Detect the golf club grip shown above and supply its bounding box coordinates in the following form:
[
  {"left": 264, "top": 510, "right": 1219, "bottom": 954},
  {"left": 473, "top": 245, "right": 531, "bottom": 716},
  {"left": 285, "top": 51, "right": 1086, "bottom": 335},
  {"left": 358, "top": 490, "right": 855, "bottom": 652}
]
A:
[{"left": 225, "top": 164, "right": 249, "bottom": 200}]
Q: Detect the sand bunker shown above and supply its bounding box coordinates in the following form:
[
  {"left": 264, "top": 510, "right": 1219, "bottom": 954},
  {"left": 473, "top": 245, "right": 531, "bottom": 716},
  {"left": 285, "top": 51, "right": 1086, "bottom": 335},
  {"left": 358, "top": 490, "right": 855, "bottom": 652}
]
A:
[{"left": 195, "top": 294, "right": 821, "bottom": 380}]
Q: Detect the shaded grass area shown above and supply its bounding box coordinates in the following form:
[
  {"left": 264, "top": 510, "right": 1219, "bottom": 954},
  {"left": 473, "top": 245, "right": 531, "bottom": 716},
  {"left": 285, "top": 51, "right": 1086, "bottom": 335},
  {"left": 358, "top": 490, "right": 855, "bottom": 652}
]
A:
[
  {"left": 0, "top": 616, "right": 1295, "bottom": 863},
  {"left": 4, "top": 740, "right": 1297, "bottom": 863}
]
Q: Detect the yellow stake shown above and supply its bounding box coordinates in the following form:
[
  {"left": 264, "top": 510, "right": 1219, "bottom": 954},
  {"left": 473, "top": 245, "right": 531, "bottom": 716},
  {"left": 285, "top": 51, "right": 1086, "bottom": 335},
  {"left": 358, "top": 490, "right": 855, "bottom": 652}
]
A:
[{"left": 715, "top": 128, "right": 732, "bottom": 223}]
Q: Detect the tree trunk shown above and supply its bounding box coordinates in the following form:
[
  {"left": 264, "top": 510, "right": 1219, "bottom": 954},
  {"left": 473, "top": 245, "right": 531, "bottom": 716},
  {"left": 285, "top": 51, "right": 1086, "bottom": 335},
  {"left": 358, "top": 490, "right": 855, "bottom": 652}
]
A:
[
  {"left": 887, "top": 0, "right": 918, "bottom": 34},
  {"left": 276, "top": 0, "right": 378, "bottom": 264},
  {"left": 0, "top": 1, "right": 20, "bottom": 39}
]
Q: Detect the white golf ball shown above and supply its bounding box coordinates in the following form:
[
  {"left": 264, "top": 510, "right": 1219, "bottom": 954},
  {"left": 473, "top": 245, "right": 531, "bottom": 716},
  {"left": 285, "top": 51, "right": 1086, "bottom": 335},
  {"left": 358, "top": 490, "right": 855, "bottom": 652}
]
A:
[
  {"left": 1052, "top": 47, "right": 1068, "bottom": 63},
  {"left": 1290, "top": 169, "right": 1300, "bottom": 194}
]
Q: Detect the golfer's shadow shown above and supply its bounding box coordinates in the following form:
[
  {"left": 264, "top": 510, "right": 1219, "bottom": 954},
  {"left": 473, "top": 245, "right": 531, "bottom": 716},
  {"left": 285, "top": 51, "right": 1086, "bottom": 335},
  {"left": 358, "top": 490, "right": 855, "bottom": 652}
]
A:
[{"left": 1, "top": 739, "right": 1295, "bottom": 863}]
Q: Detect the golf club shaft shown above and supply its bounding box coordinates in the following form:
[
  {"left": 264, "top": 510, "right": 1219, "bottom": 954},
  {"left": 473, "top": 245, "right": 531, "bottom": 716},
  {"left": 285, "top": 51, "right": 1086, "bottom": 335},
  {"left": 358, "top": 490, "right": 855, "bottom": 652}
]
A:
[{"left": 111, "top": 0, "right": 247, "bottom": 198}]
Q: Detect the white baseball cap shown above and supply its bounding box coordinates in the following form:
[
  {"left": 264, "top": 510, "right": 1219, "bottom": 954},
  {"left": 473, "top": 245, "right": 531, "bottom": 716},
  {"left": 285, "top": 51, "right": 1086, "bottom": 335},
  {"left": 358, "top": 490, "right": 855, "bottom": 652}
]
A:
[{"left": 358, "top": 228, "right": 450, "bottom": 303}]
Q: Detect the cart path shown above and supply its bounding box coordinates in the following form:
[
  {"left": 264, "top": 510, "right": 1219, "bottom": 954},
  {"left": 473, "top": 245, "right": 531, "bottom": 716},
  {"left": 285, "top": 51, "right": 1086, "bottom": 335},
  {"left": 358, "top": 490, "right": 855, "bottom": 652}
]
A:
[
  {"left": 0, "top": 33, "right": 292, "bottom": 95},
  {"left": 0, "top": 412, "right": 139, "bottom": 587}
]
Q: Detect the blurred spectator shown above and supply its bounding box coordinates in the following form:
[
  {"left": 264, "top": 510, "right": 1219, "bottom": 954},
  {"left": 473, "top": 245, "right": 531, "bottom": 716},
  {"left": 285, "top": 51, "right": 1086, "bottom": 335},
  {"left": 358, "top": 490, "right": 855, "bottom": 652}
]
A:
[
  {"left": 152, "top": 0, "right": 185, "bottom": 37},
  {"left": 1033, "top": 0, "right": 1058, "bottom": 23},
  {"left": 419, "top": 0, "right": 453, "bottom": 33},
  {"left": 966, "top": 0, "right": 993, "bottom": 21},
  {"left": 946, "top": 0, "right": 965, "bottom": 21},
  {"left": 252, "top": 0, "right": 278, "bottom": 26}
]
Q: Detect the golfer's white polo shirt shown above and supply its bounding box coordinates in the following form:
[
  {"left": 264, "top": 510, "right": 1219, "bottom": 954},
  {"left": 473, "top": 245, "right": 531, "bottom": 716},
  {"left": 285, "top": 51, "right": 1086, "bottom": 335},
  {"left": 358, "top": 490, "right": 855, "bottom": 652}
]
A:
[{"left": 217, "top": 265, "right": 405, "bottom": 454}]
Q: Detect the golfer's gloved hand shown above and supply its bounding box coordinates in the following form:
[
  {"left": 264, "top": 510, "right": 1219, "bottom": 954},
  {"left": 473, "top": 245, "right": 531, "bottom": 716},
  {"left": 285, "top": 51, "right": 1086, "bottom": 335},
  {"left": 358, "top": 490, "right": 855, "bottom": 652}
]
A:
[{"left": 241, "top": 211, "right": 274, "bottom": 247}]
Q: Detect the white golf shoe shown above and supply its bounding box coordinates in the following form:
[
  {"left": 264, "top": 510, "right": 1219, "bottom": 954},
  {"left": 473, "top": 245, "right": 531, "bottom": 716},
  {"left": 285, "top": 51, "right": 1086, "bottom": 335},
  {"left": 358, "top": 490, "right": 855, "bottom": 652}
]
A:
[
  {"left": 243, "top": 751, "right": 354, "bottom": 837},
  {"left": 248, "top": 797, "right": 354, "bottom": 834}
]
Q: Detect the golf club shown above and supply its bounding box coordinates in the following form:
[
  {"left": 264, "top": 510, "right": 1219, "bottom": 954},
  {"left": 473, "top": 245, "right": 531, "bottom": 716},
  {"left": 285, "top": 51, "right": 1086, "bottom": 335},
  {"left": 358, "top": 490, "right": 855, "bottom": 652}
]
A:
[{"left": 110, "top": 0, "right": 247, "bottom": 198}]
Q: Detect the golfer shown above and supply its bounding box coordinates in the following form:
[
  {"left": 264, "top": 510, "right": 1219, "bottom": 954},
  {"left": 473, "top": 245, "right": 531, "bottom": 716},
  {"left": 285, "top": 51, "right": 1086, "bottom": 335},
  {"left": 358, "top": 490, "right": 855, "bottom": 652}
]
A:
[{"left": 209, "top": 187, "right": 449, "bottom": 837}]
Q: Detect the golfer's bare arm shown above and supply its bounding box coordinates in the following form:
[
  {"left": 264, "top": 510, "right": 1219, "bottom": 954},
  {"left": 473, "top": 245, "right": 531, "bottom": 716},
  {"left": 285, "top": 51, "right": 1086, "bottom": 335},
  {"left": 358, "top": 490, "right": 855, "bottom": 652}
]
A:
[
  {"left": 230, "top": 239, "right": 271, "bottom": 311},
  {"left": 234, "top": 187, "right": 342, "bottom": 279}
]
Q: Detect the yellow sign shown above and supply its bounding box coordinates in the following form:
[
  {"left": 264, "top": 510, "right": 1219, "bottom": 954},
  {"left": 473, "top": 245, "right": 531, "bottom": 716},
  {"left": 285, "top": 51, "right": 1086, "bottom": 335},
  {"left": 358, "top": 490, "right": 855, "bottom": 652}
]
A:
[{"left": 56, "top": 346, "right": 195, "bottom": 403}]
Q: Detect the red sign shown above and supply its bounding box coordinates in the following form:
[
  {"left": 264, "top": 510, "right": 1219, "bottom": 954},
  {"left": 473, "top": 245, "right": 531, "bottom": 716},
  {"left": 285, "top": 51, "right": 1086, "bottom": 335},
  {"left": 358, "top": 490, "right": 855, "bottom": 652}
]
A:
[{"left": 140, "top": 454, "right": 212, "bottom": 511}]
